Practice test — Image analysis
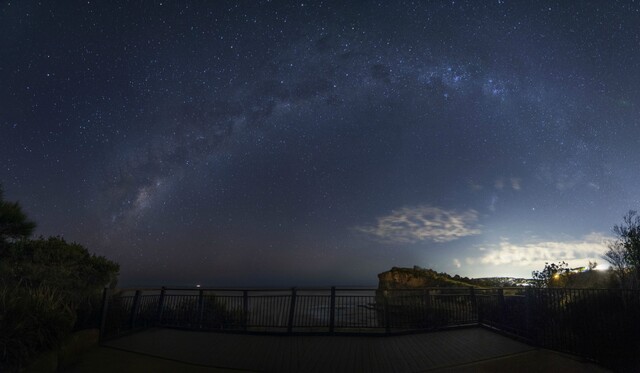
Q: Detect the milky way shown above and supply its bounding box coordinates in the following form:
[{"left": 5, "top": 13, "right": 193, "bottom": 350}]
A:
[{"left": 2, "top": 1, "right": 640, "bottom": 286}]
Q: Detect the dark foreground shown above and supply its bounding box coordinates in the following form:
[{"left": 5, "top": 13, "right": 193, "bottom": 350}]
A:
[{"left": 68, "top": 327, "right": 608, "bottom": 372}]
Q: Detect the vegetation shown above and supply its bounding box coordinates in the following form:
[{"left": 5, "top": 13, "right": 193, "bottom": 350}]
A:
[
  {"left": 531, "top": 261, "right": 610, "bottom": 288},
  {"left": 604, "top": 210, "right": 640, "bottom": 288},
  {"left": 0, "top": 284, "right": 75, "bottom": 370},
  {"left": 378, "top": 266, "right": 481, "bottom": 289},
  {"left": 531, "top": 261, "right": 571, "bottom": 287},
  {"left": 0, "top": 186, "right": 119, "bottom": 371},
  {"left": 0, "top": 187, "right": 36, "bottom": 245},
  {"left": 563, "top": 290, "right": 640, "bottom": 369}
]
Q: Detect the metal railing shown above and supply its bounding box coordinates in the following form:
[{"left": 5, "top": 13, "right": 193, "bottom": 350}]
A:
[
  {"left": 476, "top": 287, "right": 640, "bottom": 363},
  {"left": 100, "top": 287, "right": 478, "bottom": 339},
  {"left": 99, "top": 286, "right": 640, "bottom": 364}
]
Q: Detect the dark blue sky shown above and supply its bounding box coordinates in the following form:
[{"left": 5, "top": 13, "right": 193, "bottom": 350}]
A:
[{"left": 2, "top": 1, "right": 639, "bottom": 286}]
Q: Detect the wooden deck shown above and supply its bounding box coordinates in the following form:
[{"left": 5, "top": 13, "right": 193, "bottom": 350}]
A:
[{"left": 97, "top": 327, "right": 607, "bottom": 372}]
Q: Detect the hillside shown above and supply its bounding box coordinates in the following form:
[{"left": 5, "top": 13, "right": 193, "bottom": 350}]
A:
[{"left": 377, "top": 266, "right": 534, "bottom": 289}]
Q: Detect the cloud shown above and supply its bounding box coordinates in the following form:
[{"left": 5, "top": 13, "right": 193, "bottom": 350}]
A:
[
  {"left": 468, "top": 233, "right": 610, "bottom": 268},
  {"left": 453, "top": 258, "right": 462, "bottom": 268},
  {"left": 494, "top": 177, "right": 521, "bottom": 191},
  {"left": 587, "top": 182, "right": 600, "bottom": 191},
  {"left": 510, "top": 178, "right": 521, "bottom": 190},
  {"left": 354, "top": 205, "right": 481, "bottom": 244},
  {"left": 467, "top": 180, "right": 483, "bottom": 191}
]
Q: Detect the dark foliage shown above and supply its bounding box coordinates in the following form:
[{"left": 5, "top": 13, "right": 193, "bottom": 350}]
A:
[
  {"left": 532, "top": 261, "right": 571, "bottom": 287},
  {"left": 0, "top": 283, "right": 76, "bottom": 371},
  {"left": 0, "top": 187, "right": 36, "bottom": 244},
  {"left": 0, "top": 187, "right": 120, "bottom": 370},
  {"left": 604, "top": 210, "right": 640, "bottom": 288},
  {"left": 563, "top": 290, "right": 640, "bottom": 370}
]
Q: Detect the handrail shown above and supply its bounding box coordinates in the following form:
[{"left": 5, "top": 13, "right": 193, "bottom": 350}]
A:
[{"left": 100, "top": 286, "right": 640, "bottom": 365}]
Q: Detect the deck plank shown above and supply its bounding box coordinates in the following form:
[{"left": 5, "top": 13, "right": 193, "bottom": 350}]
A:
[{"left": 105, "top": 327, "right": 541, "bottom": 372}]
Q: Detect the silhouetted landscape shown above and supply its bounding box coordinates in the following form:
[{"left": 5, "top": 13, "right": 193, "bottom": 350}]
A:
[
  {"left": 97, "top": 267, "right": 639, "bottom": 371},
  {"left": 3, "top": 1, "right": 640, "bottom": 371},
  {"left": 2, "top": 184, "right": 640, "bottom": 371}
]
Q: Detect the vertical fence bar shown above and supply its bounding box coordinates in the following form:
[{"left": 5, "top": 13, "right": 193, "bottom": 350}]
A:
[
  {"left": 497, "top": 288, "right": 505, "bottom": 324},
  {"left": 99, "top": 287, "right": 110, "bottom": 343},
  {"left": 243, "top": 290, "right": 249, "bottom": 330},
  {"left": 198, "top": 289, "right": 204, "bottom": 328},
  {"left": 469, "top": 287, "right": 479, "bottom": 325},
  {"left": 383, "top": 290, "right": 391, "bottom": 334},
  {"left": 329, "top": 287, "right": 336, "bottom": 333},
  {"left": 525, "top": 287, "right": 533, "bottom": 343},
  {"left": 129, "top": 290, "right": 142, "bottom": 330},
  {"left": 155, "top": 287, "right": 166, "bottom": 326},
  {"left": 287, "top": 287, "right": 297, "bottom": 334}
]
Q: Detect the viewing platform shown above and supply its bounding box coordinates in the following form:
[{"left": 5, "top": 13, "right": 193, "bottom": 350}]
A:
[
  {"left": 89, "top": 286, "right": 639, "bottom": 371},
  {"left": 76, "top": 326, "right": 606, "bottom": 372}
]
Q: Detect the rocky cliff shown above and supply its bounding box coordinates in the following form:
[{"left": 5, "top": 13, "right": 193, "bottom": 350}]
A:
[
  {"left": 377, "top": 266, "right": 534, "bottom": 289},
  {"left": 377, "top": 266, "right": 474, "bottom": 290}
]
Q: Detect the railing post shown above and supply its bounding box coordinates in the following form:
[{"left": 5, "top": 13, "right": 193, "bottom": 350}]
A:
[
  {"left": 329, "top": 287, "right": 336, "bottom": 333},
  {"left": 422, "top": 289, "right": 431, "bottom": 328},
  {"left": 129, "top": 290, "right": 142, "bottom": 330},
  {"left": 99, "top": 287, "right": 110, "bottom": 343},
  {"left": 243, "top": 290, "right": 249, "bottom": 330},
  {"left": 155, "top": 287, "right": 166, "bottom": 326},
  {"left": 198, "top": 289, "right": 204, "bottom": 329},
  {"left": 525, "top": 287, "right": 533, "bottom": 342},
  {"left": 469, "top": 287, "right": 479, "bottom": 324},
  {"left": 384, "top": 290, "right": 391, "bottom": 334},
  {"left": 287, "top": 287, "right": 297, "bottom": 334},
  {"left": 498, "top": 288, "right": 505, "bottom": 322}
]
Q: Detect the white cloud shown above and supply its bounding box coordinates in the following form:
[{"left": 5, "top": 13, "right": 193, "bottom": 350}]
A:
[
  {"left": 511, "top": 178, "right": 521, "bottom": 190},
  {"left": 495, "top": 177, "right": 521, "bottom": 191},
  {"left": 471, "top": 233, "right": 611, "bottom": 268},
  {"left": 453, "top": 258, "right": 462, "bottom": 268},
  {"left": 354, "top": 205, "right": 481, "bottom": 244}
]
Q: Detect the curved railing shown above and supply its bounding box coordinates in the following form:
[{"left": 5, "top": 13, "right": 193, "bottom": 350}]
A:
[
  {"left": 99, "top": 286, "right": 640, "bottom": 365},
  {"left": 100, "top": 287, "right": 478, "bottom": 339}
]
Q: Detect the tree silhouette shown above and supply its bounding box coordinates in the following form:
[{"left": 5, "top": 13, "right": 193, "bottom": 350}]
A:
[
  {"left": 0, "top": 185, "right": 119, "bottom": 370},
  {"left": 604, "top": 210, "right": 640, "bottom": 288},
  {"left": 0, "top": 186, "right": 36, "bottom": 244},
  {"left": 532, "top": 261, "right": 571, "bottom": 287}
]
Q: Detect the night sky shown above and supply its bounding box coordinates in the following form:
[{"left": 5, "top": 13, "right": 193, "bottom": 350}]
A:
[{"left": 2, "top": 1, "right": 640, "bottom": 287}]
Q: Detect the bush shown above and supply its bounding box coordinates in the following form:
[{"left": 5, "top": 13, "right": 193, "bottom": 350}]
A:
[
  {"left": 563, "top": 291, "right": 640, "bottom": 369},
  {"left": 200, "top": 295, "right": 246, "bottom": 330},
  {"left": 0, "top": 283, "right": 76, "bottom": 371},
  {"left": 157, "top": 294, "right": 246, "bottom": 330},
  {"left": 0, "top": 188, "right": 120, "bottom": 369},
  {"left": 0, "top": 236, "right": 119, "bottom": 330}
]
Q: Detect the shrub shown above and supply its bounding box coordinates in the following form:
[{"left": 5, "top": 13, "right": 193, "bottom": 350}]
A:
[
  {"left": 563, "top": 290, "right": 640, "bottom": 369},
  {"left": 0, "top": 283, "right": 75, "bottom": 371},
  {"left": 200, "top": 295, "right": 246, "bottom": 329},
  {"left": 0, "top": 236, "right": 119, "bottom": 330}
]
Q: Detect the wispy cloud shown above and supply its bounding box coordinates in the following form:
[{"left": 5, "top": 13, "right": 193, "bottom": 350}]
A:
[
  {"left": 354, "top": 205, "right": 481, "bottom": 244},
  {"left": 494, "top": 177, "right": 521, "bottom": 191},
  {"left": 467, "top": 233, "right": 610, "bottom": 268}
]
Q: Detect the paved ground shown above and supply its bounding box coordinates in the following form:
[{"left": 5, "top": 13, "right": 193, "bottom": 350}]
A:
[{"left": 67, "top": 327, "right": 609, "bottom": 372}]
